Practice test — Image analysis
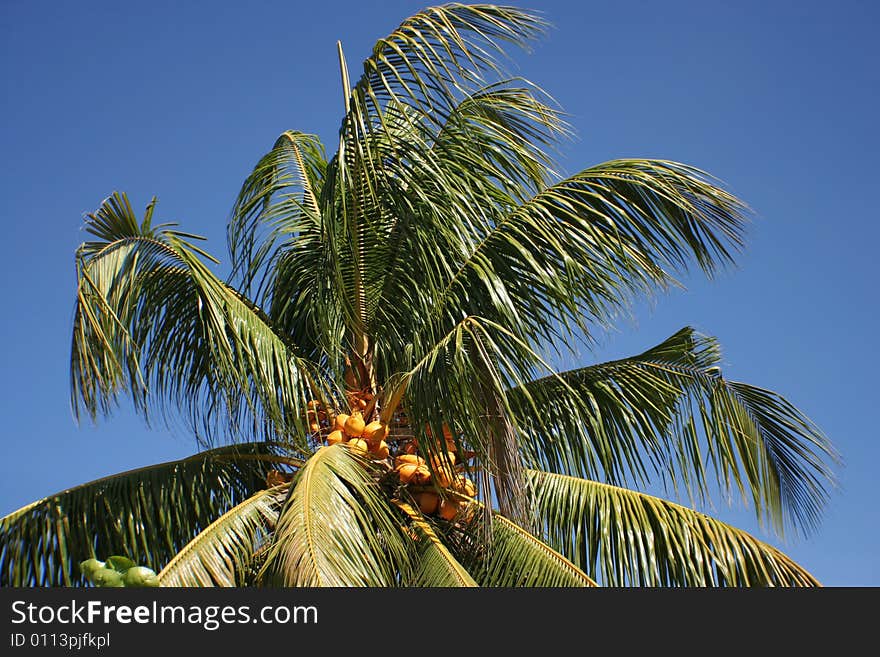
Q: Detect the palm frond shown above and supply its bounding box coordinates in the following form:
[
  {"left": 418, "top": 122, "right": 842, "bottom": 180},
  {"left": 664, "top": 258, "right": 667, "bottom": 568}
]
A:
[
  {"left": 227, "top": 131, "right": 327, "bottom": 302},
  {"left": 350, "top": 4, "right": 548, "bottom": 122},
  {"left": 328, "top": 5, "right": 550, "bottom": 346},
  {"left": 450, "top": 510, "right": 597, "bottom": 587},
  {"left": 395, "top": 501, "right": 477, "bottom": 587},
  {"left": 530, "top": 469, "right": 821, "bottom": 587},
  {"left": 364, "top": 82, "right": 568, "bottom": 365},
  {"left": 0, "top": 442, "right": 293, "bottom": 586},
  {"left": 72, "top": 192, "right": 334, "bottom": 447},
  {"left": 158, "top": 485, "right": 288, "bottom": 587},
  {"left": 262, "top": 445, "right": 412, "bottom": 586},
  {"left": 515, "top": 327, "right": 838, "bottom": 536},
  {"left": 429, "top": 160, "right": 749, "bottom": 349}
]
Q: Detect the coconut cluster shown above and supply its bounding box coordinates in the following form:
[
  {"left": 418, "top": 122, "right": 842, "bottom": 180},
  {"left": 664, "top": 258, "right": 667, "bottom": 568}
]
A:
[
  {"left": 327, "top": 410, "right": 391, "bottom": 459},
  {"left": 305, "top": 392, "right": 391, "bottom": 459},
  {"left": 308, "top": 395, "right": 478, "bottom": 520},
  {"left": 395, "top": 424, "right": 477, "bottom": 521},
  {"left": 80, "top": 555, "right": 158, "bottom": 587}
]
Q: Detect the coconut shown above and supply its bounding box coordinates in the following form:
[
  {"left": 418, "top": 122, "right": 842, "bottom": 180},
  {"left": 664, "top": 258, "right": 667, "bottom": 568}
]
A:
[
  {"left": 333, "top": 413, "right": 350, "bottom": 432},
  {"left": 122, "top": 566, "right": 159, "bottom": 588},
  {"left": 104, "top": 555, "right": 136, "bottom": 572},
  {"left": 438, "top": 498, "right": 459, "bottom": 521},
  {"left": 450, "top": 476, "right": 477, "bottom": 498},
  {"left": 347, "top": 438, "right": 369, "bottom": 456},
  {"left": 79, "top": 558, "right": 105, "bottom": 578},
  {"left": 411, "top": 464, "right": 432, "bottom": 485},
  {"left": 309, "top": 421, "right": 321, "bottom": 433},
  {"left": 327, "top": 429, "right": 345, "bottom": 445},
  {"left": 394, "top": 454, "right": 425, "bottom": 468},
  {"left": 371, "top": 440, "right": 389, "bottom": 460},
  {"left": 362, "top": 421, "right": 389, "bottom": 444},
  {"left": 344, "top": 411, "right": 366, "bottom": 437},
  {"left": 91, "top": 568, "right": 124, "bottom": 587},
  {"left": 429, "top": 451, "right": 457, "bottom": 468},
  {"left": 414, "top": 492, "right": 440, "bottom": 515},
  {"left": 396, "top": 463, "right": 420, "bottom": 484},
  {"left": 433, "top": 465, "right": 455, "bottom": 488}
]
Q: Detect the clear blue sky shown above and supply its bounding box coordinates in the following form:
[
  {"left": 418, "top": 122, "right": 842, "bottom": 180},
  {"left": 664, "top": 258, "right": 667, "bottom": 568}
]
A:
[{"left": 1, "top": 0, "right": 877, "bottom": 586}]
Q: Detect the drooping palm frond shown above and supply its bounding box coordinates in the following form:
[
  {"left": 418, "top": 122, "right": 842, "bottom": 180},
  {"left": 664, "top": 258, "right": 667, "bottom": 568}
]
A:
[
  {"left": 448, "top": 510, "right": 597, "bottom": 587},
  {"left": 529, "top": 469, "right": 821, "bottom": 587},
  {"left": 426, "top": 160, "right": 749, "bottom": 352},
  {"left": 262, "top": 444, "right": 412, "bottom": 586},
  {"left": 227, "top": 131, "right": 327, "bottom": 304},
  {"left": 395, "top": 501, "right": 478, "bottom": 587},
  {"left": 0, "top": 442, "right": 294, "bottom": 586},
  {"left": 226, "top": 132, "right": 341, "bottom": 369},
  {"left": 515, "top": 327, "right": 838, "bottom": 536},
  {"left": 158, "top": 485, "right": 288, "bottom": 587},
  {"left": 349, "top": 3, "right": 548, "bottom": 125},
  {"left": 72, "top": 192, "right": 335, "bottom": 446}
]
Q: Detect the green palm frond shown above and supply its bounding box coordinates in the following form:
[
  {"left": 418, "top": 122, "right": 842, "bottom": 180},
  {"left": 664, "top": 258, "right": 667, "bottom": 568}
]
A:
[
  {"left": 395, "top": 501, "right": 477, "bottom": 587},
  {"left": 72, "top": 192, "right": 334, "bottom": 446},
  {"left": 515, "top": 327, "right": 838, "bottom": 536},
  {"left": 262, "top": 445, "right": 412, "bottom": 586},
  {"left": 363, "top": 82, "right": 568, "bottom": 365},
  {"left": 529, "top": 469, "right": 821, "bottom": 587},
  {"left": 0, "top": 443, "right": 293, "bottom": 586},
  {"left": 327, "top": 5, "right": 548, "bottom": 346},
  {"left": 158, "top": 485, "right": 288, "bottom": 587},
  {"left": 227, "top": 131, "right": 327, "bottom": 301},
  {"left": 429, "top": 160, "right": 749, "bottom": 349},
  {"left": 349, "top": 4, "right": 548, "bottom": 121},
  {"left": 449, "top": 510, "right": 597, "bottom": 587},
  {"left": 227, "top": 130, "right": 341, "bottom": 367}
]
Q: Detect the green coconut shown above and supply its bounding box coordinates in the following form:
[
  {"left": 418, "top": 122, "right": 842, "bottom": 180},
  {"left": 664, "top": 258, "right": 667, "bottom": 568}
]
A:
[
  {"left": 91, "top": 568, "right": 124, "bottom": 587},
  {"left": 104, "top": 555, "right": 137, "bottom": 572},
  {"left": 79, "top": 558, "right": 105, "bottom": 578},
  {"left": 122, "top": 566, "right": 159, "bottom": 588}
]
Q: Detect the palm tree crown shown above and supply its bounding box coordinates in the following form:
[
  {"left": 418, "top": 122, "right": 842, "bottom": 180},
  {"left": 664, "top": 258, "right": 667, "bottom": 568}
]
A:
[{"left": 0, "top": 3, "right": 838, "bottom": 587}]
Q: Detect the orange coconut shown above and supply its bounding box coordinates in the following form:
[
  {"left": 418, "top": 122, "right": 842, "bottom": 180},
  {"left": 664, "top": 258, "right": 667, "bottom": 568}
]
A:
[
  {"left": 370, "top": 440, "right": 389, "bottom": 460},
  {"left": 394, "top": 454, "right": 425, "bottom": 468},
  {"left": 396, "top": 463, "right": 420, "bottom": 484},
  {"left": 362, "top": 421, "right": 389, "bottom": 444},
  {"left": 347, "top": 437, "right": 369, "bottom": 456},
  {"left": 333, "top": 413, "right": 349, "bottom": 432},
  {"left": 309, "top": 421, "right": 321, "bottom": 433},
  {"left": 450, "top": 476, "right": 477, "bottom": 497},
  {"left": 438, "top": 498, "right": 459, "bottom": 521},
  {"left": 430, "top": 451, "right": 457, "bottom": 467},
  {"left": 326, "top": 429, "right": 345, "bottom": 446},
  {"left": 411, "top": 464, "right": 432, "bottom": 485},
  {"left": 433, "top": 465, "right": 455, "bottom": 488},
  {"left": 344, "top": 411, "right": 366, "bottom": 437},
  {"left": 414, "top": 492, "right": 440, "bottom": 515}
]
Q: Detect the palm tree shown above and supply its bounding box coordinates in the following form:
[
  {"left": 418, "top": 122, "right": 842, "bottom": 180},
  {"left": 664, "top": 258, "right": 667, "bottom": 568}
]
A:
[{"left": 1, "top": 3, "right": 838, "bottom": 588}]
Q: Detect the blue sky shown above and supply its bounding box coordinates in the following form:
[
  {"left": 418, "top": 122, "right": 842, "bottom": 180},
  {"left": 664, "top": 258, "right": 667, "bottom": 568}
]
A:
[{"left": 1, "top": 0, "right": 877, "bottom": 585}]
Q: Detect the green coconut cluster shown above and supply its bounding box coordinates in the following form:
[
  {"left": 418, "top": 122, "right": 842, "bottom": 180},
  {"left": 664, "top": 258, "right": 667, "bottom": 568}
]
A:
[{"left": 79, "top": 555, "right": 159, "bottom": 587}]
